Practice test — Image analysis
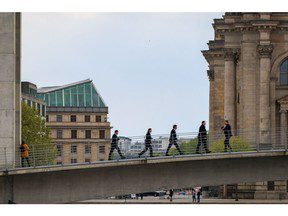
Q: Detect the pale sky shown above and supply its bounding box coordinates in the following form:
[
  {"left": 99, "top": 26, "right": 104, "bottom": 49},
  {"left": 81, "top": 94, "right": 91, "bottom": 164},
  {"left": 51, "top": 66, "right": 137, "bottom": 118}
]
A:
[{"left": 22, "top": 12, "right": 223, "bottom": 136}]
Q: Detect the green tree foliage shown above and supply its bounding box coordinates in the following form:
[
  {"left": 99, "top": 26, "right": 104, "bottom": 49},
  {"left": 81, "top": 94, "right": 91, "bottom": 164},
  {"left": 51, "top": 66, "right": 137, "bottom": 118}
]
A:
[
  {"left": 21, "top": 102, "right": 57, "bottom": 166},
  {"left": 210, "top": 136, "right": 253, "bottom": 153}
]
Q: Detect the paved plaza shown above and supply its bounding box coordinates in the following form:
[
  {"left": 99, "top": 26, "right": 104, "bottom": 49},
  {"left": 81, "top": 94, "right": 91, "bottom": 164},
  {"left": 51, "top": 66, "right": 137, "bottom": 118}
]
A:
[{"left": 76, "top": 197, "right": 288, "bottom": 204}]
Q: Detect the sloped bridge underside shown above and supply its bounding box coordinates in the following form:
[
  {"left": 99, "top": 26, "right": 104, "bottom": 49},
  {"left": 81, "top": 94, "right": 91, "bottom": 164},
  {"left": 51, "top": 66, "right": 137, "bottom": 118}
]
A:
[{"left": 0, "top": 151, "right": 288, "bottom": 204}]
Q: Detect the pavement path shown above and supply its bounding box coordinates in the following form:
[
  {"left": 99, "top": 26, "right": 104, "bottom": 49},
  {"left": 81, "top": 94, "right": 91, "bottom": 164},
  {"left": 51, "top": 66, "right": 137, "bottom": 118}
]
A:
[{"left": 75, "top": 197, "right": 288, "bottom": 204}]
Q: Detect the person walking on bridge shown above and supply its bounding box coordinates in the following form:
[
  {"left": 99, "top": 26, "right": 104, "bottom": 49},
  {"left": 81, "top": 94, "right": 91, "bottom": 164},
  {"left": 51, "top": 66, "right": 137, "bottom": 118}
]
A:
[
  {"left": 139, "top": 128, "right": 154, "bottom": 158},
  {"left": 108, "top": 130, "right": 125, "bottom": 160},
  {"left": 221, "top": 120, "right": 233, "bottom": 152},
  {"left": 165, "top": 124, "right": 183, "bottom": 156},
  {"left": 20, "top": 140, "right": 30, "bottom": 167},
  {"left": 196, "top": 121, "right": 211, "bottom": 154}
]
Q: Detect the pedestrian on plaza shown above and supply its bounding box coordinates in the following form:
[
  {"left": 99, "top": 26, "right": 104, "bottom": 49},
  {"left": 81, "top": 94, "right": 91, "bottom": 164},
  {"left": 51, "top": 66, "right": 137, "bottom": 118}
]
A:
[
  {"left": 169, "top": 189, "right": 174, "bottom": 202},
  {"left": 108, "top": 130, "right": 125, "bottom": 160},
  {"left": 165, "top": 125, "right": 183, "bottom": 156},
  {"left": 138, "top": 128, "right": 153, "bottom": 158},
  {"left": 221, "top": 120, "right": 233, "bottom": 152},
  {"left": 192, "top": 188, "right": 196, "bottom": 203},
  {"left": 197, "top": 187, "right": 202, "bottom": 203},
  {"left": 196, "top": 121, "right": 211, "bottom": 154},
  {"left": 20, "top": 140, "right": 30, "bottom": 167}
]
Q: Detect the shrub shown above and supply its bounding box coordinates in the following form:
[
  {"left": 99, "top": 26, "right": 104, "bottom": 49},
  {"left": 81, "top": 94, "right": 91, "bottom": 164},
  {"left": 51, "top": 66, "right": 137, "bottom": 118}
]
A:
[{"left": 210, "top": 136, "right": 253, "bottom": 153}]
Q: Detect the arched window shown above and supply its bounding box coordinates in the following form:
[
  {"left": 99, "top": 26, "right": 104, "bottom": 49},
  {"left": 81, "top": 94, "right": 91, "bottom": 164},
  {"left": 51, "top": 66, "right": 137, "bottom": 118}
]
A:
[{"left": 280, "top": 59, "right": 288, "bottom": 85}]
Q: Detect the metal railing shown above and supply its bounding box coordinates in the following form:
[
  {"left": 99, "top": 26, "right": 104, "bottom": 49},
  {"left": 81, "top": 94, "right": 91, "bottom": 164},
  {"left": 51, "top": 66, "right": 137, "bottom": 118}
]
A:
[{"left": 0, "top": 127, "right": 287, "bottom": 171}]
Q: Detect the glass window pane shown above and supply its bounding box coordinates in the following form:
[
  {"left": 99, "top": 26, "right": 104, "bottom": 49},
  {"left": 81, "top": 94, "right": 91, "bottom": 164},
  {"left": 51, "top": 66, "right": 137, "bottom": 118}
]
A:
[
  {"left": 50, "top": 92, "right": 56, "bottom": 106},
  {"left": 71, "top": 94, "right": 78, "bottom": 106},
  {"left": 70, "top": 86, "right": 77, "bottom": 94},
  {"left": 45, "top": 94, "right": 50, "bottom": 105},
  {"left": 85, "top": 83, "right": 92, "bottom": 107},
  {"left": 56, "top": 90, "right": 63, "bottom": 106},
  {"left": 281, "top": 74, "right": 288, "bottom": 85},
  {"left": 64, "top": 88, "right": 71, "bottom": 106},
  {"left": 78, "top": 94, "right": 84, "bottom": 106},
  {"left": 92, "top": 87, "right": 98, "bottom": 107},
  {"left": 78, "top": 84, "right": 84, "bottom": 94},
  {"left": 70, "top": 86, "right": 78, "bottom": 106},
  {"left": 280, "top": 60, "right": 288, "bottom": 72},
  {"left": 99, "top": 99, "right": 105, "bottom": 107}
]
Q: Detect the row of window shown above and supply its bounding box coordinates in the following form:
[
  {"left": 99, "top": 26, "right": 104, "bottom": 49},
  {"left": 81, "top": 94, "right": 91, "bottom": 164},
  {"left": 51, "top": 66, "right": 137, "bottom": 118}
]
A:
[
  {"left": 56, "top": 144, "right": 106, "bottom": 156},
  {"left": 46, "top": 115, "right": 104, "bottom": 123},
  {"left": 266, "top": 180, "right": 288, "bottom": 192},
  {"left": 56, "top": 129, "right": 106, "bottom": 139}
]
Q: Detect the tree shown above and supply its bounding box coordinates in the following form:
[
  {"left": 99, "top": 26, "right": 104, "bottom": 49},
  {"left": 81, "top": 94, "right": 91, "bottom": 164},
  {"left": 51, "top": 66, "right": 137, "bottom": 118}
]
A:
[
  {"left": 210, "top": 136, "right": 253, "bottom": 153},
  {"left": 21, "top": 102, "right": 57, "bottom": 166}
]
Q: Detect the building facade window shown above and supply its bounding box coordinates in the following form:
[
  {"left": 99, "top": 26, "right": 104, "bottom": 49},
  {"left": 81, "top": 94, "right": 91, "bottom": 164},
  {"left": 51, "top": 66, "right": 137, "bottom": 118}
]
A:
[
  {"left": 85, "top": 144, "right": 91, "bottom": 154},
  {"left": 37, "top": 103, "right": 41, "bottom": 115},
  {"left": 71, "top": 130, "right": 77, "bottom": 139},
  {"left": 71, "top": 144, "right": 77, "bottom": 154},
  {"left": 57, "top": 130, "right": 63, "bottom": 139},
  {"left": 85, "top": 130, "right": 91, "bottom": 139},
  {"left": 42, "top": 105, "right": 46, "bottom": 117},
  {"left": 280, "top": 58, "right": 288, "bottom": 85},
  {"left": 96, "top": 115, "right": 102, "bottom": 122},
  {"left": 71, "top": 158, "right": 77, "bottom": 164},
  {"left": 57, "top": 161, "right": 62, "bottom": 165},
  {"left": 85, "top": 158, "right": 91, "bottom": 163},
  {"left": 46, "top": 115, "right": 49, "bottom": 122},
  {"left": 99, "top": 145, "right": 105, "bottom": 154},
  {"left": 70, "top": 115, "right": 77, "bottom": 122},
  {"left": 267, "top": 181, "right": 275, "bottom": 191},
  {"left": 57, "top": 143, "right": 62, "bottom": 156},
  {"left": 56, "top": 115, "right": 62, "bottom": 122},
  {"left": 85, "top": 115, "right": 91, "bottom": 122},
  {"left": 99, "top": 130, "right": 105, "bottom": 139}
]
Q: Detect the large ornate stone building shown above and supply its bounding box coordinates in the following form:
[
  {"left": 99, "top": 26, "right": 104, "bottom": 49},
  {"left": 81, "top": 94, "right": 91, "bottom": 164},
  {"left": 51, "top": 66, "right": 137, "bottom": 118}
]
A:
[{"left": 202, "top": 13, "right": 288, "bottom": 199}]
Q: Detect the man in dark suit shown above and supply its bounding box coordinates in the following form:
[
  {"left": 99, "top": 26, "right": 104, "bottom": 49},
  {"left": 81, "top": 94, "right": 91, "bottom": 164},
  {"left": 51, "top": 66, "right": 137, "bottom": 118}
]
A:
[
  {"left": 196, "top": 121, "right": 211, "bottom": 154},
  {"left": 221, "top": 120, "right": 233, "bottom": 152},
  {"left": 108, "top": 130, "right": 125, "bottom": 160},
  {"left": 165, "top": 124, "right": 183, "bottom": 156}
]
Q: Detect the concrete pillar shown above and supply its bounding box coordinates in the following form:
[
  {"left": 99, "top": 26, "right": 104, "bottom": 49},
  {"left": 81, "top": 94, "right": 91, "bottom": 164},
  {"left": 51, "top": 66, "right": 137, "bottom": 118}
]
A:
[
  {"left": 258, "top": 44, "right": 273, "bottom": 146},
  {"left": 280, "top": 109, "right": 287, "bottom": 146},
  {"left": 224, "top": 49, "right": 237, "bottom": 131},
  {"left": 0, "top": 13, "right": 21, "bottom": 169}
]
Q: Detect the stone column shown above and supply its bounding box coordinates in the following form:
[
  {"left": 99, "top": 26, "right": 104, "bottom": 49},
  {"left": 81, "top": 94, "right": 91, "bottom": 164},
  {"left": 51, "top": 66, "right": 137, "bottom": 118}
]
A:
[
  {"left": 280, "top": 109, "right": 287, "bottom": 146},
  {"left": 270, "top": 77, "right": 278, "bottom": 147},
  {"left": 258, "top": 44, "right": 273, "bottom": 146},
  {"left": 224, "top": 49, "right": 236, "bottom": 130},
  {"left": 207, "top": 69, "right": 215, "bottom": 143},
  {"left": 0, "top": 13, "right": 21, "bottom": 169}
]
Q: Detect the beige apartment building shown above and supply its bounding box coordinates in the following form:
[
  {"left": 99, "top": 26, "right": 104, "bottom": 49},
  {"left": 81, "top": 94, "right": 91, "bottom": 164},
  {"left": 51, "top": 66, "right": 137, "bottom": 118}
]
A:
[
  {"left": 202, "top": 12, "right": 288, "bottom": 199},
  {"left": 37, "top": 79, "right": 111, "bottom": 165}
]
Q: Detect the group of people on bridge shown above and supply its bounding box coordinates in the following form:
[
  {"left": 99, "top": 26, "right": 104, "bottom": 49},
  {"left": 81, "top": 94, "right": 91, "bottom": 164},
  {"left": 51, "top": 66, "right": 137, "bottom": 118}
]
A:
[{"left": 108, "top": 120, "right": 233, "bottom": 160}]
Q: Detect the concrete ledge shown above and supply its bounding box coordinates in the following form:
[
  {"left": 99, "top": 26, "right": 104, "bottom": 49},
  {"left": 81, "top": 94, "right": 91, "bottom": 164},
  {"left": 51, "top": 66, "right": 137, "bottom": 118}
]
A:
[{"left": 1, "top": 150, "right": 287, "bottom": 176}]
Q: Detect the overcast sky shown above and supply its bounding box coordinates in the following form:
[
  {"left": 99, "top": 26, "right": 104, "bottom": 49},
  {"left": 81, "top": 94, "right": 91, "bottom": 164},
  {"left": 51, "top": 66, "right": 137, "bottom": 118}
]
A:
[{"left": 22, "top": 12, "right": 223, "bottom": 136}]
